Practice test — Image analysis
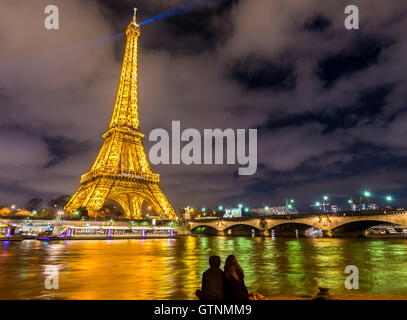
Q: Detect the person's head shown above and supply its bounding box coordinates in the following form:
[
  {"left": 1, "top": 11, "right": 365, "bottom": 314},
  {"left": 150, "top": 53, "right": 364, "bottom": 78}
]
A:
[
  {"left": 224, "top": 255, "right": 244, "bottom": 281},
  {"left": 209, "top": 255, "right": 221, "bottom": 268}
]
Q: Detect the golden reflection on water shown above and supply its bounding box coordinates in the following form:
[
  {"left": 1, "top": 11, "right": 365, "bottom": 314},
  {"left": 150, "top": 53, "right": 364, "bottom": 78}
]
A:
[{"left": 0, "top": 237, "right": 407, "bottom": 299}]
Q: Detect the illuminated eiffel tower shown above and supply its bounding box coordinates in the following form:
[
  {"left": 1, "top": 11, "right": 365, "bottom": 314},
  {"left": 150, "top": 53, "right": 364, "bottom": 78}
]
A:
[{"left": 65, "top": 10, "right": 175, "bottom": 220}]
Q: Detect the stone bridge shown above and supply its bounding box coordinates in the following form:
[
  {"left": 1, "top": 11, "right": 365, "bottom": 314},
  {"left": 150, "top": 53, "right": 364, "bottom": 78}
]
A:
[{"left": 186, "top": 210, "right": 407, "bottom": 237}]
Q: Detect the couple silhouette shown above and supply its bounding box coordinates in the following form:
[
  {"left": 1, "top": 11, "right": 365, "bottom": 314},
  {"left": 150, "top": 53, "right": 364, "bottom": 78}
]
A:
[{"left": 196, "top": 255, "right": 249, "bottom": 300}]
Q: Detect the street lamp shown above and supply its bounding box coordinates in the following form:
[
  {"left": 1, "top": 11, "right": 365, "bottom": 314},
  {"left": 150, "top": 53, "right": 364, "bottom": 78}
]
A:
[
  {"left": 362, "top": 190, "right": 371, "bottom": 210},
  {"left": 315, "top": 201, "right": 321, "bottom": 206},
  {"left": 285, "top": 198, "right": 295, "bottom": 212},
  {"left": 264, "top": 206, "right": 269, "bottom": 210},
  {"left": 322, "top": 195, "right": 329, "bottom": 212},
  {"left": 57, "top": 210, "right": 64, "bottom": 220},
  {"left": 238, "top": 204, "right": 243, "bottom": 209},
  {"left": 244, "top": 207, "right": 249, "bottom": 213},
  {"left": 385, "top": 195, "right": 393, "bottom": 208},
  {"left": 202, "top": 208, "right": 206, "bottom": 212},
  {"left": 218, "top": 205, "right": 223, "bottom": 210}
]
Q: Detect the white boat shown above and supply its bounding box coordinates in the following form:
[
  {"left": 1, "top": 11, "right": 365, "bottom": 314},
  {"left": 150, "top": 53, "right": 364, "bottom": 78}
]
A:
[
  {"left": 36, "top": 225, "right": 176, "bottom": 240},
  {"left": 0, "top": 224, "right": 23, "bottom": 241}
]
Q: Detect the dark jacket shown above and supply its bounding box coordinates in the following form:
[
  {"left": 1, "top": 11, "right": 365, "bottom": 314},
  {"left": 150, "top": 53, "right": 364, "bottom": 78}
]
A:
[
  {"left": 201, "top": 267, "right": 225, "bottom": 300},
  {"left": 224, "top": 277, "right": 249, "bottom": 300}
]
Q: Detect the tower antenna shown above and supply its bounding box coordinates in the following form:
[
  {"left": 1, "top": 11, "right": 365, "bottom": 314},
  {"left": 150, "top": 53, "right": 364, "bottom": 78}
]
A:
[{"left": 133, "top": 8, "right": 137, "bottom": 24}]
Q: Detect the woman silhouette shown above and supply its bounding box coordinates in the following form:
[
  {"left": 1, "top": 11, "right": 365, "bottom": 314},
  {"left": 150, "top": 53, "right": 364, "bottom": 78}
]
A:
[{"left": 224, "top": 255, "right": 249, "bottom": 300}]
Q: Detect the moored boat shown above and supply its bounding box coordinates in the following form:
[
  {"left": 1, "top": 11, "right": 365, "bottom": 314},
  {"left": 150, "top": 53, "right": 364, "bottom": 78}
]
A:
[
  {"left": 36, "top": 225, "right": 176, "bottom": 240},
  {"left": 0, "top": 224, "right": 23, "bottom": 241}
]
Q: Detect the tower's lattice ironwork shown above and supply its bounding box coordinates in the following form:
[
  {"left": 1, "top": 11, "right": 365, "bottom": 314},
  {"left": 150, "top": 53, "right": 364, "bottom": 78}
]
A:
[{"left": 65, "top": 12, "right": 175, "bottom": 220}]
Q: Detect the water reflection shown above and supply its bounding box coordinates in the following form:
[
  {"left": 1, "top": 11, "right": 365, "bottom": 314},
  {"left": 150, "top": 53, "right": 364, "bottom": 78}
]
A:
[{"left": 0, "top": 237, "right": 406, "bottom": 299}]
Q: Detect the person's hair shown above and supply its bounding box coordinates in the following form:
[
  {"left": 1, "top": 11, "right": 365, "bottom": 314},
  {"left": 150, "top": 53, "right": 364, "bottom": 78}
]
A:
[
  {"left": 224, "top": 255, "right": 244, "bottom": 281},
  {"left": 209, "top": 255, "right": 221, "bottom": 268}
]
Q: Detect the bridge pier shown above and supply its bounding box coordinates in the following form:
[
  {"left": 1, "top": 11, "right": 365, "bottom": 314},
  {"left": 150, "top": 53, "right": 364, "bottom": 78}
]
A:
[
  {"left": 322, "top": 230, "right": 333, "bottom": 238},
  {"left": 223, "top": 229, "right": 232, "bottom": 236}
]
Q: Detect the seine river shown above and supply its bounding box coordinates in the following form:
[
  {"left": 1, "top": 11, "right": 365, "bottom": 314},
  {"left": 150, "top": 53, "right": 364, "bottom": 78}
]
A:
[{"left": 0, "top": 236, "right": 406, "bottom": 299}]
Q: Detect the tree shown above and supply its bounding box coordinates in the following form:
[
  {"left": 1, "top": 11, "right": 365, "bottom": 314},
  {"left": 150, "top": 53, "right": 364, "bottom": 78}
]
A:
[
  {"left": 25, "top": 198, "right": 43, "bottom": 211},
  {"left": 38, "top": 209, "right": 54, "bottom": 219},
  {"left": 88, "top": 210, "right": 104, "bottom": 221},
  {"left": 76, "top": 207, "right": 89, "bottom": 220},
  {"left": 16, "top": 210, "right": 31, "bottom": 217},
  {"left": 102, "top": 203, "right": 125, "bottom": 220},
  {"left": 0, "top": 208, "right": 11, "bottom": 217},
  {"left": 48, "top": 195, "right": 71, "bottom": 210}
]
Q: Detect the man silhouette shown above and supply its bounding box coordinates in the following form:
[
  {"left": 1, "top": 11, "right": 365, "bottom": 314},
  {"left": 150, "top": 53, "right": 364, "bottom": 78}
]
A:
[{"left": 196, "top": 255, "right": 225, "bottom": 300}]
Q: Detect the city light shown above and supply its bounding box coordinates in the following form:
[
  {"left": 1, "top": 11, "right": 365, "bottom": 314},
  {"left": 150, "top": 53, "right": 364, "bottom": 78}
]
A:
[
  {"left": 348, "top": 199, "right": 353, "bottom": 204},
  {"left": 287, "top": 204, "right": 293, "bottom": 210},
  {"left": 290, "top": 199, "right": 294, "bottom": 203},
  {"left": 315, "top": 202, "right": 321, "bottom": 206},
  {"left": 238, "top": 204, "right": 243, "bottom": 208},
  {"left": 244, "top": 207, "right": 249, "bottom": 213},
  {"left": 218, "top": 206, "right": 223, "bottom": 210},
  {"left": 202, "top": 208, "right": 206, "bottom": 212},
  {"left": 363, "top": 191, "right": 371, "bottom": 197},
  {"left": 386, "top": 195, "right": 393, "bottom": 202},
  {"left": 323, "top": 195, "right": 329, "bottom": 201},
  {"left": 264, "top": 206, "right": 269, "bottom": 210}
]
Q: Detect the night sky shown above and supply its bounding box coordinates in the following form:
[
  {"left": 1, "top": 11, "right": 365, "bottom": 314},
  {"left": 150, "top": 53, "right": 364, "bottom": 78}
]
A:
[{"left": 1, "top": 0, "right": 407, "bottom": 211}]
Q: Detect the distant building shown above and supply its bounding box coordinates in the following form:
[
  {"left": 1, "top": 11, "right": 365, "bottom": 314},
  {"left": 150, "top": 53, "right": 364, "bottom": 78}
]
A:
[
  {"left": 252, "top": 206, "right": 296, "bottom": 215},
  {"left": 331, "top": 205, "right": 340, "bottom": 213},
  {"left": 367, "top": 203, "right": 380, "bottom": 210},
  {"left": 224, "top": 208, "right": 242, "bottom": 218}
]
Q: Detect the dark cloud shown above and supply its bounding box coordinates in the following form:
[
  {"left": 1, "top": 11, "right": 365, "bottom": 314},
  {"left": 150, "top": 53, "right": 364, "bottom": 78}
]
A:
[
  {"left": 304, "top": 14, "right": 331, "bottom": 32},
  {"left": 316, "top": 35, "right": 395, "bottom": 88},
  {"left": 229, "top": 54, "right": 296, "bottom": 91},
  {"left": 43, "top": 136, "right": 91, "bottom": 167}
]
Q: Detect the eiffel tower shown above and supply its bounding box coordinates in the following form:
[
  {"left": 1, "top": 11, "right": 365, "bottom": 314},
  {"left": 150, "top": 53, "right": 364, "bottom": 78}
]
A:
[{"left": 65, "top": 10, "right": 175, "bottom": 220}]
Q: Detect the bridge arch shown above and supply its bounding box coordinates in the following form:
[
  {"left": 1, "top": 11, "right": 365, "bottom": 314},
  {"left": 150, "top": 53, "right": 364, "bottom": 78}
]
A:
[
  {"left": 330, "top": 219, "right": 402, "bottom": 237},
  {"left": 269, "top": 222, "right": 319, "bottom": 237},
  {"left": 190, "top": 225, "right": 219, "bottom": 235},
  {"left": 223, "top": 223, "right": 262, "bottom": 236}
]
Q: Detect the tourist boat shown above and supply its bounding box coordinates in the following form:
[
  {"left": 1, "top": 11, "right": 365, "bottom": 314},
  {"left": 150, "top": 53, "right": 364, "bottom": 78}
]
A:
[
  {"left": 36, "top": 225, "right": 176, "bottom": 240},
  {"left": 0, "top": 224, "right": 23, "bottom": 241}
]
